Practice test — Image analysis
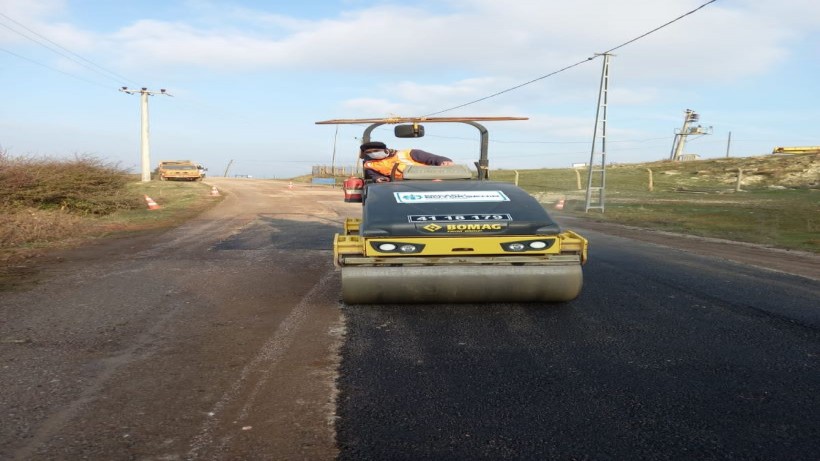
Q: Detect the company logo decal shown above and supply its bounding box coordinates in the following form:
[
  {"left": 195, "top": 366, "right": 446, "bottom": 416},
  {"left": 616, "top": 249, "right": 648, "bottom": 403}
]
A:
[
  {"left": 394, "top": 191, "right": 510, "bottom": 203},
  {"left": 418, "top": 222, "right": 507, "bottom": 233}
]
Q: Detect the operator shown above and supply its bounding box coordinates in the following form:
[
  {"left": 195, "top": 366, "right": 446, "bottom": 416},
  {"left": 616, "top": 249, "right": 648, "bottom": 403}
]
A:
[{"left": 360, "top": 141, "right": 454, "bottom": 182}]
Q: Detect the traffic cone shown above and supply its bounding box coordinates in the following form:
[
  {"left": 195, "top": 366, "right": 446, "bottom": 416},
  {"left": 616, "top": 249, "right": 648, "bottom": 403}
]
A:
[
  {"left": 210, "top": 186, "right": 220, "bottom": 197},
  {"left": 144, "top": 195, "right": 160, "bottom": 210},
  {"left": 555, "top": 198, "right": 565, "bottom": 210}
]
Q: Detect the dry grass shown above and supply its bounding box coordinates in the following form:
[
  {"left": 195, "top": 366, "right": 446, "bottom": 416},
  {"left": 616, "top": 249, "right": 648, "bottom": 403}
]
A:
[
  {"left": 0, "top": 153, "right": 141, "bottom": 214},
  {"left": 0, "top": 153, "right": 216, "bottom": 280},
  {"left": 0, "top": 153, "right": 141, "bottom": 252},
  {"left": 0, "top": 154, "right": 133, "bottom": 282}
]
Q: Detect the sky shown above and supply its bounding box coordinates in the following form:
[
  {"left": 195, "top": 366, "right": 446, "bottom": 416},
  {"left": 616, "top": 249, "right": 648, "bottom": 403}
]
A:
[{"left": 1, "top": 0, "right": 818, "bottom": 179}]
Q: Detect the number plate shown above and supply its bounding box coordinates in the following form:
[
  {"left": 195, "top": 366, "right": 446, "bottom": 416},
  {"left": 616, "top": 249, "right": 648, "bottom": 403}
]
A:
[{"left": 408, "top": 214, "right": 513, "bottom": 223}]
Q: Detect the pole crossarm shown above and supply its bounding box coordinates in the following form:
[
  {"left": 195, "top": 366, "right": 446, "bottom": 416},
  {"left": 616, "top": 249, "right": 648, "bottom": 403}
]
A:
[{"left": 119, "top": 86, "right": 174, "bottom": 97}]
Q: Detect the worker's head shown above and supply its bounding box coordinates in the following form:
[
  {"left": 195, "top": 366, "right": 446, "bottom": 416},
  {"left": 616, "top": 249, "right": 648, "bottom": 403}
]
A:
[{"left": 360, "top": 141, "right": 390, "bottom": 159}]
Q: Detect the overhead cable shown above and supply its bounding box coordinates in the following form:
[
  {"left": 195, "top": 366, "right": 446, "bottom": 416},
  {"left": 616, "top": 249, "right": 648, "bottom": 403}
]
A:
[
  {"left": 0, "top": 47, "right": 112, "bottom": 89},
  {"left": 423, "top": 0, "right": 719, "bottom": 116},
  {"left": 0, "top": 12, "right": 139, "bottom": 86}
]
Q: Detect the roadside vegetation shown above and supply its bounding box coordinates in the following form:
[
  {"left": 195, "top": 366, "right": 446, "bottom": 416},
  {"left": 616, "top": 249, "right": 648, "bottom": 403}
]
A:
[
  {"left": 491, "top": 153, "right": 819, "bottom": 253},
  {"left": 0, "top": 152, "right": 217, "bottom": 283}
]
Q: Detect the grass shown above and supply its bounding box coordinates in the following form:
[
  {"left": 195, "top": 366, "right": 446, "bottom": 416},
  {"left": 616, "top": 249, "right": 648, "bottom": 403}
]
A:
[
  {"left": 103, "top": 180, "right": 219, "bottom": 231},
  {"left": 567, "top": 190, "right": 819, "bottom": 252},
  {"left": 0, "top": 153, "right": 219, "bottom": 280},
  {"left": 489, "top": 154, "right": 820, "bottom": 253}
]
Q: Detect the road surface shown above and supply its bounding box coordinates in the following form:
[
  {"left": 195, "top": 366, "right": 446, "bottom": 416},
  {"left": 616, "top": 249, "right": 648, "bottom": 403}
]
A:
[{"left": 1, "top": 178, "right": 817, "bottom": 460}]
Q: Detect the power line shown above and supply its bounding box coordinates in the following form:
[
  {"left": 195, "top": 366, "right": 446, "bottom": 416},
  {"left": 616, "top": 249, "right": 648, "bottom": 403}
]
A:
[
  {"left": 601, "top": 0, "right": 718, "bottom": 55},
  {"left": 0, "top": 12, "right": 139, "bottom": 86},
  {"left": 423, "top": 0, "right": 719, "bottom": 116},
  {"left": 0, "top": 47, "right": 113, "bottom": 89}
]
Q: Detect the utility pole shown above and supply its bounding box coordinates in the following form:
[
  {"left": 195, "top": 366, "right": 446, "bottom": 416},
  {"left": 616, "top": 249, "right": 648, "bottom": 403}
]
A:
[
  {"left": 120, "top": 87, "right": 172, "bottom": 182},
  {"left": 331, "top": 125, "right": 339, "bottom": 185},
  {"left": 725, "top": 131, "right": 732, "bottom": 158},
  {"left": 584, "top": 52, "right": 613, "bottom": 213},
  {"left": 223, "top": 159, "right": 234, "bottom": 178}
]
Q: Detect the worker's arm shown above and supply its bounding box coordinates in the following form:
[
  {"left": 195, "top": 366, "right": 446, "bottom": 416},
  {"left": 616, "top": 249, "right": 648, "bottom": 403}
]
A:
[
  {"left": 409, "top": 149, "right": 453, "bottom": 166},
  {"left": 363, "top": 166, "right": 390, "bottom": 183}
]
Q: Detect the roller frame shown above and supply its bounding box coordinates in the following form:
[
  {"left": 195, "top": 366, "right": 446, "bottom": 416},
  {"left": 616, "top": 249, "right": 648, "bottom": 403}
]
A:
[{"left": 335, "top": 219, "right": 586, "bottom": 304}]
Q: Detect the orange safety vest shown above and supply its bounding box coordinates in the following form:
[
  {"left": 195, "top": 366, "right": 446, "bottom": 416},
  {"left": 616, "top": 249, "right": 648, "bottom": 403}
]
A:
[{"left": 362, "top": 149, "right": 426, "bottom": 180}]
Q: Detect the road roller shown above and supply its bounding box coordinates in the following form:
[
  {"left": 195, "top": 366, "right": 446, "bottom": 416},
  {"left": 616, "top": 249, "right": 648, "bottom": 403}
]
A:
[{"left": 316, "top": 116, "right": 588, "bottom": 304}]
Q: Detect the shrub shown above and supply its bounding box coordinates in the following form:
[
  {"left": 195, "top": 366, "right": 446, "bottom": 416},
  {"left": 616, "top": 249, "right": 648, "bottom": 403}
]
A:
[{"left": 0, "top": 154, "right": 142, "bottom": 214}]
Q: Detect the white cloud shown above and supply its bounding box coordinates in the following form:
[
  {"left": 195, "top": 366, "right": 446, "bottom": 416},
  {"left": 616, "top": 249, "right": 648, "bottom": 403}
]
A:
[{"left": 3, "top": 0, "right": 818, "bottom": 176}]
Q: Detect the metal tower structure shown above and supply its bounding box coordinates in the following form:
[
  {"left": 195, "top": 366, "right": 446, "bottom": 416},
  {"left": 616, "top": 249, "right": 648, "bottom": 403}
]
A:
[
  {"left": 584, "top": 53, "right": 613, "bottom": 213},
  {"left": 669, "top": 109, "right": 712, "bottom": 161}
]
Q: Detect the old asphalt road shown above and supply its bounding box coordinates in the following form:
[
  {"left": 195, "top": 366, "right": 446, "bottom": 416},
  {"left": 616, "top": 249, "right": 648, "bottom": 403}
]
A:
[
  {"left": 1, "top": 178, "right": 354, "bottom": 460},
  {"left": 2, "top": 178, "right": 819, "bottom": 460}
]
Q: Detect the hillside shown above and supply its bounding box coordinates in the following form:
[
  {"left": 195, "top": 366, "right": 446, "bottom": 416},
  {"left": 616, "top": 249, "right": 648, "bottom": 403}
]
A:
[{"left": 489, "top": 153, "right": 818, "bottom": 253}]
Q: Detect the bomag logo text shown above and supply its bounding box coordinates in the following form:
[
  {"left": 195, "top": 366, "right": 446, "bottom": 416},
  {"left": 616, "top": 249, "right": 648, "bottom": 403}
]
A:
[{"left": 446, "top": 223, "right": 503, "bottom": 232}]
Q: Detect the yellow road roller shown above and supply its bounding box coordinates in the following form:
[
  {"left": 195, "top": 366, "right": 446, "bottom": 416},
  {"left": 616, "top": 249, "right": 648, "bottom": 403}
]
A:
[{"left": 316, "top": 117, "right": 588, "bottom": 304}]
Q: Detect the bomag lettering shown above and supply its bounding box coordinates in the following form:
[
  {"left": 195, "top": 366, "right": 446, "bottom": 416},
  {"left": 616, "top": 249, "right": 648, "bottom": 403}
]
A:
[{"left": 446, "top": 223, "right": 503, "bottom": 232}]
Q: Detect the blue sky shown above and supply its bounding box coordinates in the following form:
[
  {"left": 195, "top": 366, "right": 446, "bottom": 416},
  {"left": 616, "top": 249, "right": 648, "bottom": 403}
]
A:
[{"left": 1, "top": 0, "right": 818, "bottom": 178}]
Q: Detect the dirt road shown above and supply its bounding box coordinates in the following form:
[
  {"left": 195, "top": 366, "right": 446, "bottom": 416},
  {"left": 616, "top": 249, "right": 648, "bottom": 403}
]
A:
[{"left": 0, "top": 178, "right": 358, "bottom": 460}]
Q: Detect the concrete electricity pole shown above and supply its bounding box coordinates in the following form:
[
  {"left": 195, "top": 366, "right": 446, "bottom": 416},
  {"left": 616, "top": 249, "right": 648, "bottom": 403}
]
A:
[{"left": 120, "top": 87, "right": 172, "bottom": 182}]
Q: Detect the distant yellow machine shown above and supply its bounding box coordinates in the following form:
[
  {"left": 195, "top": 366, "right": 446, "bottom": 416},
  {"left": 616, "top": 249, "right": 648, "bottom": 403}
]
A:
[
  {"left": 771, "top": 146, "right": 820, "bottom": 155},
  {"left": 155, "top": 160, "right": 203, "bottom": 181}
]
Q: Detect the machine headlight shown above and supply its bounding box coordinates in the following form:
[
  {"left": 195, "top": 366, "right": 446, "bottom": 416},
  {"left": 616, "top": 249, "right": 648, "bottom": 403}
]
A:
[
  {"left": 369, "top": 241, "right": 425, "bottom": 254},
  {"left": 502, "top": 239, "right": 555, "bottom": 252},
  {"left": 399, "top": 244, "right": 418, "bottom": 253}
]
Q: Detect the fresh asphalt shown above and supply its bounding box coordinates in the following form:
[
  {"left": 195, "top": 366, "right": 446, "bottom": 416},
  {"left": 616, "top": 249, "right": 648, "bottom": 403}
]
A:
[{"left": 336, "top": 227, "right": 820, "bottom": 460}]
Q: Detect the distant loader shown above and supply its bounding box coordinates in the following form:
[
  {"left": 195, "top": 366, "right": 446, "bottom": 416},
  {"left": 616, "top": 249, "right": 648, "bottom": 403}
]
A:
[
  {"left": 155, "top": 160, "right": 203, "bottom": 181},
  {"left": 771, "top": 146, "right": 820, "bottom": 155}
]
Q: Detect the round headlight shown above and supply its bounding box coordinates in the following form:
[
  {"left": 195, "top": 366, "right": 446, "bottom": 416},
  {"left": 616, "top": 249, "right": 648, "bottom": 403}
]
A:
[
  {"left": 378, "top": 243, "right": 397, "bottom": 251},
  {"left": 399, "top": 244, "right": 417, "bottom": 253},
  {"left": 508, "top": 243, "right": 526, "bottom": 251},
  {"left": 529, "top": 241, "right": 547, "bottom": 249}
]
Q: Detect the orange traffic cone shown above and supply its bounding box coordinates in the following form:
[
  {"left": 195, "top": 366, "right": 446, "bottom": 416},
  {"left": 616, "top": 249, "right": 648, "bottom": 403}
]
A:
[
  {"left": 144, "top": 195, "right": 160, "bottom": 210},
  {"left": 210, "top": 186, "right": 220, "bottom": 197},
  {"left": 555, "top": 198, "right": 565, "bottom": 210}
]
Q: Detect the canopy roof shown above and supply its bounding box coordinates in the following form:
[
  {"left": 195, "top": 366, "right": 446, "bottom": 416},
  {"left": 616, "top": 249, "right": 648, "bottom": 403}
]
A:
[{"left": 315, "top": 116, "right": 528, "bottom": 125}]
